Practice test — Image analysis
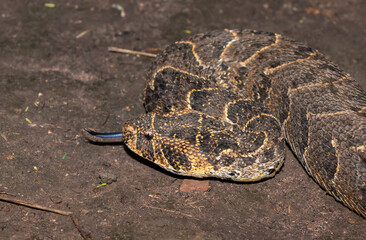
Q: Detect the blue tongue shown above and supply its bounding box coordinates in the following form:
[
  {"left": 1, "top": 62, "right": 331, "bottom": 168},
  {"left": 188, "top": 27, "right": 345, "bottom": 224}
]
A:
[{"left": 83, "top": 123, "right": 123, "bottom": 138}]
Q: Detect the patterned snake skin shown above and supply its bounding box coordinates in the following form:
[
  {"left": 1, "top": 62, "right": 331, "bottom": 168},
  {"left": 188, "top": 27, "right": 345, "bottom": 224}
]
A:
[{"left": 119, "top": 30, "right": 366, "bottom": 217}]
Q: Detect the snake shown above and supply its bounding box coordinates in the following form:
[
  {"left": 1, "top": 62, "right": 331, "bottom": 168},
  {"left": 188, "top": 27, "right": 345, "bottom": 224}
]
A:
[{"left": 86, "top": 29, "right": 366, "bottom": 218}]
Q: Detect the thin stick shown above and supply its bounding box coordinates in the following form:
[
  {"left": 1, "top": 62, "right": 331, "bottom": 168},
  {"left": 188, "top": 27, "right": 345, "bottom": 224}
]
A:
[
  {"left": 108, "top": 47, "right": 157, "bottom": 57},
  {"left": 144, "top": 204, "right": 198, "bottom": 220},
  {"left": 76, "top": 30, "right": 90, "bottom": 39},
  {"left": 0, "top": 191, "right": 16, "bottom": 197},
  {"left": 0, "top": 195, "right": 92, "bottom": 240}
]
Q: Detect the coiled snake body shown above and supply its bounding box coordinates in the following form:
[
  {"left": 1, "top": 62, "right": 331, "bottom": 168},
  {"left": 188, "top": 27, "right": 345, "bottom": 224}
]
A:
[{"left": 91, "top": 30, "right": 366, "bottom": 217}]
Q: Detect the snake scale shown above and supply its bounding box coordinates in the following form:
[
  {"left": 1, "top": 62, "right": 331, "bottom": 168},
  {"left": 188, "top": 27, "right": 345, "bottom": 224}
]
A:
[{"left": 88, "top": 29, "right": 366, "bottom": 218}]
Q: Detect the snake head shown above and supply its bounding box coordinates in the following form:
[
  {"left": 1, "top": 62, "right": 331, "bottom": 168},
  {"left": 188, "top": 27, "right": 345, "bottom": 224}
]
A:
[
  {"left": 122, "top": 113, "right": 157, "bottom": 163},
  {"left": 122, "top": 110, "right": 214, "bottom": 177}
]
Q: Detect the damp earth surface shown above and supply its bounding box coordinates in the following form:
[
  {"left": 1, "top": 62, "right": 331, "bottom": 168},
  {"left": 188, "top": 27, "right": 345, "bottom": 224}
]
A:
[{"left": 1, "top": 0, "right": 366, "bottom": 239}]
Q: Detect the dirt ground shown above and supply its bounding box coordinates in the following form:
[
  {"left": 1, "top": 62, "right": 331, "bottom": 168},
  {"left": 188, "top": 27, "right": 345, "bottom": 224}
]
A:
[{"left": 1, "top": 0, "right": 365, "bottom": 239}]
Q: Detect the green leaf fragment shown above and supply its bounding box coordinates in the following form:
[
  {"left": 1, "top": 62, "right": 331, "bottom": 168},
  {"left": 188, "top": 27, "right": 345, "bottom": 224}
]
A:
[
  {"left": 44, "top": 3, "right": 56, "bottom": 8},
  {"left": 62, "top": 153, "right": 67, "bottom": 159},
  {"left": 25, "top": 106, "right": 29, "bottom": 112},
  {"left": 97, "top": 183, "right": 107, "bottom": 188},
  {"left": 184, "top": 30, "right": 192, "bottom": 34},
  {"left": 25, "top": 118, "right": 32, "bottom": 124},
  {"left": 112, "top": 4, "right": 123, "bottom": 11}
]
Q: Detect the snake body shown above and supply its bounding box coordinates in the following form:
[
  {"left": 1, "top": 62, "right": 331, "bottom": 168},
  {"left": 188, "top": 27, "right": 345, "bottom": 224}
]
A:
[{"left": 120, "top": 30, "right": 366, "bottom": 217}]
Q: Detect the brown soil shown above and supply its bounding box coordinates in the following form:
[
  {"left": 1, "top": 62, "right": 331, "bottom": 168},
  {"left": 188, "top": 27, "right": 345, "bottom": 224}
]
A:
[{"left": 1, "top": 0, "right": 365, "bottom": 239}]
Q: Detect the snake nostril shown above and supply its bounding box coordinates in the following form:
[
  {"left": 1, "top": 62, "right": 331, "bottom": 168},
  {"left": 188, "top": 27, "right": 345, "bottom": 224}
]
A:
[{"left": 144, "top": 131, "right": 154, "bottom": 140}]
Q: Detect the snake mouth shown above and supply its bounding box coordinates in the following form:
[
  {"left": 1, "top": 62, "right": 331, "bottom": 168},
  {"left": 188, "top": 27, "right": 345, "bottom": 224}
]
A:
[
  {"left": 83, "top": 112, "right": 155, "bottom": 149},
  {"left": 83, "top": 117, "right": 156, "bottom": 164},
  {"left": 83, "top": 121, "right": 139, "bottom": 150},
  {"left": 122, "top": 122, "right": 137, "bottom": 147}
]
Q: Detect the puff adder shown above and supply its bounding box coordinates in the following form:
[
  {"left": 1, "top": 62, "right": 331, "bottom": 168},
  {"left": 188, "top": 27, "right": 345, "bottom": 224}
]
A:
[{"left": 88, "top": 29, "right": 366, "bottom": 218}]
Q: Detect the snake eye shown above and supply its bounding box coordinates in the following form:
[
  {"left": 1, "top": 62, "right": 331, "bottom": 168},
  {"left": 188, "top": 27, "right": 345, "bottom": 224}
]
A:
[{"left": 144, "top": 131, "right": 154, "bottom": 140}]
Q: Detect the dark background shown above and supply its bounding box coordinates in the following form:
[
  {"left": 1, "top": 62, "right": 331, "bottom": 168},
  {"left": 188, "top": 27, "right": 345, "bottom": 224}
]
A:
[{"left": 1, "top": 0, "right": 365, "bottom": 239}]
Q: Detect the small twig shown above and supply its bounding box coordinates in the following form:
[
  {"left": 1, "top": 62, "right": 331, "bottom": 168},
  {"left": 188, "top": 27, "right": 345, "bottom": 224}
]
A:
[
  {"left": 76, "top": 30, "right": 90, "bottom": 39},
  {"left": 144, "top": 204, "right": 198, "bottom": 220},
  {"left": 108, "top": 47, "right": 157, "bottom": 57},
  {"left": 0, "top": 191, "right": 16, "bottom": 197},
  {"left": 0, "top": 195, "right": 92, "bottom": 240},
  {"left": 1, "top": 132, "right": 8, "bottom": 142},
  {"left": 101, "top": 113, "right": 110, "bottom": 126}
]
